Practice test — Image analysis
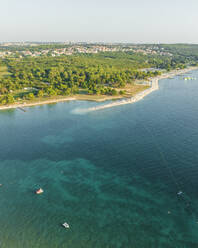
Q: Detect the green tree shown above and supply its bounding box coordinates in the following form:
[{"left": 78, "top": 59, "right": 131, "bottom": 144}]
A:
[
  {"left": 5, "top": 94, "right": 15, "bottom": 104},
  {"left": 27, "top": 93, "right": 35, "bottom": 100},
  {"left": 37, "top": 90, "right": 44, "bottom": 97}
]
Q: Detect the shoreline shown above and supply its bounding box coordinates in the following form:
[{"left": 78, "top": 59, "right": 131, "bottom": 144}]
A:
[
  {"left": 0, "top": 97, "right": 76, "bottom": 111},
  {"left": 85, "top": 66, "right": 198, "bottom": 112},
  {"left": 86, "top": 78, "right": 159, "bottom": 112},
  {"left": 0, "top": 66, "right": 197, "bottom": 111}
]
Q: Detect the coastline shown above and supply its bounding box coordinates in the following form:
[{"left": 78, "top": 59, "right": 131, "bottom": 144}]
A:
[
  {"left": 85, "top": 66, "right": 198, "bottom": 112},
  {"left": 86, "top": 78, "right": 158, "bottom": 112},
  {"left": 0, "top": 66, "right": 197, "bottom": 111},
  {"left": 0, "top": 97, "right": 76, "bottom": 111}
]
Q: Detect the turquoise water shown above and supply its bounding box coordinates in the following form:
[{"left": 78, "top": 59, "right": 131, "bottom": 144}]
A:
[{"left": 1, "top": 71, "right": 198, "bottom": 247}]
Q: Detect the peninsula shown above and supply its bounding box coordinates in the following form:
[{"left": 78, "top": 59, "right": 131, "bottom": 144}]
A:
[{"left": 85, "top": 66, "right": 198, "bottom": 112}]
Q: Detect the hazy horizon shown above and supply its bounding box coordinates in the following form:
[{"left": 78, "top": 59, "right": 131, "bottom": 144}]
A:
[
  {"left": 1, "top": 0, "right": 198, "bottom": 43},
  {"left": 1, "top": 41, "right": 198, "bottom": 45}
]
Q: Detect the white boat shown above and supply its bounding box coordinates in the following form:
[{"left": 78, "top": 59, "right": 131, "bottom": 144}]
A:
[
  {"left": 35, "top": 188, "right": 44, "bottom": 194},
  {"left": 62, "top": 222, "right": 70, "bottom": 228}
]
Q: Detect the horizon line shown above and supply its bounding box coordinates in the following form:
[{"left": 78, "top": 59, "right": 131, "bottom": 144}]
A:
[{"left": 1, "top": 41, "right": 198, "bottom": 45}]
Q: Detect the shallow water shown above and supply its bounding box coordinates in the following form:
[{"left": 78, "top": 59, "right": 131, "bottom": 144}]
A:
[{"left": 1, "top": 71, "right": 198, "bottom": 247}]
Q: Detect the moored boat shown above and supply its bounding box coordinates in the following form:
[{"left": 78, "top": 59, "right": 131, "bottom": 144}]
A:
[
  {"left": 36, "top": 188, "right": 44, "bottom": 194},
  {"left": 62, "top": 222, "right": 70, "bottom": 228}
]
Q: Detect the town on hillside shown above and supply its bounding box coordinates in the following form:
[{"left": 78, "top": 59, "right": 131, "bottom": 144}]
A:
[{"left": 0, "top": 42, "right": 172, "bottom": 58}]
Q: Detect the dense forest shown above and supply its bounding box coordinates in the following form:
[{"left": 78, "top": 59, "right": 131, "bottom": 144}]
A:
[{"left": 0, "top": 45, "right": 198, "bottom": 105}]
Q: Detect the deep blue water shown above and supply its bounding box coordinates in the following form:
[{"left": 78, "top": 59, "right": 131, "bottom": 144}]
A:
[{"left": 1, "top": 71, "right": 198, "bottom": 247}]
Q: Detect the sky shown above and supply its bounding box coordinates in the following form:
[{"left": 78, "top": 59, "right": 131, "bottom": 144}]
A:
[{"left": 1, "top": 0, "right": 198, "bottom": 43}]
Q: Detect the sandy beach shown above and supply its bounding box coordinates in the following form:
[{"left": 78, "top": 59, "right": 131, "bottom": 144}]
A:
[
  {"left": 0, "top": 67, "right": 197, "bottom": 111},
  {"left": 0, "top": 97, "right": 76, "bottom": 111}
]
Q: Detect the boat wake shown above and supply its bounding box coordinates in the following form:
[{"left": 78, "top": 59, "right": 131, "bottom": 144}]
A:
[{"left": 71, "top": 107, "right": 91, "bottom": 115}]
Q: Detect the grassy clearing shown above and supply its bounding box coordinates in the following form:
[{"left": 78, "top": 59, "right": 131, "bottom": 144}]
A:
[
  {"left": 12, "top": 89, "right": 38, "bottom": 99},
  {"left": 75, "top": 84, "right": 149, "bottom": 101},
  {"left": 0, "top": 66, "right": 11, "bottom": 77},
  {"left": 119, "top": 83, "right": 149, "bottom": 96}
]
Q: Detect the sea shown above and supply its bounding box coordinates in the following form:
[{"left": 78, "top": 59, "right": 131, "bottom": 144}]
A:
[{"left": 0, "top": 70, "right": 198, "bottom": 248}]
